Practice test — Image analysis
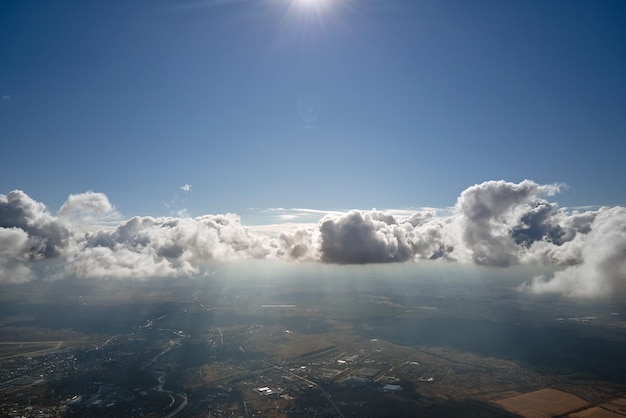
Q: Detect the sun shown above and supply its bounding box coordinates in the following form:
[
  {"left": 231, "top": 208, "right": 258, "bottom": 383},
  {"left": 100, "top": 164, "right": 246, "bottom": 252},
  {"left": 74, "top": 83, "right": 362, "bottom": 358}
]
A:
[{"left": 278, "top": 0, "right": 344, "bottom": 41}]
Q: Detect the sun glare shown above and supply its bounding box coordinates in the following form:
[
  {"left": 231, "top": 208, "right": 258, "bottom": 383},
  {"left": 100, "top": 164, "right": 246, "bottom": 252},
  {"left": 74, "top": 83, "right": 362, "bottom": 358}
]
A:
[
  {"left": 278, "top": 0, "right": 343, "bottom": 41},
  {"left": 293, "top": 0, "right": 333, "bottom": 11}
]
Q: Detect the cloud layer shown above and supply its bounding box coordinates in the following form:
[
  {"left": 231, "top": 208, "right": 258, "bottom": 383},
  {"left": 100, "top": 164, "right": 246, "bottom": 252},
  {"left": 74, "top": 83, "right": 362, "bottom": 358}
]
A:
[{"left": 1, "top": 180, "right": 624, "bottom": 298}]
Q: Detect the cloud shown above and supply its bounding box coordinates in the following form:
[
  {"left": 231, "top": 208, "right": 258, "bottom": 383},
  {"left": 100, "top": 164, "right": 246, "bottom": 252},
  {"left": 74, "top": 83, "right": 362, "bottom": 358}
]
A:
[
  {"left": 73, "top": 213, "right": 276, "bottom": 279},
  {"left": 521, "top": 207, "right": 626, "bottom": 298},
  {"left": 454, "top": 180, "right": 562, "bottom": 266},
  {"left": 265, "top": 207, "right": 345, "bottom": 224},
  {"left": 319, "top": 210, "right": 437, "bottom": 264},
  {"left": 1, "top": 182, "right": 625, "bottom": 299},
  {"left": 0, "top": 190, "right": 74, "bottom": 282},
  {"left": 278, "top": 227, "right": 318, "bottom": 261},
  {"left": 311, "top": 179, "right": 625, "bottom": 300},
  {"left": 319, "top": 210, "right": 407, "bottom": 264},
  {"left": 0, "top": 227, "right": 35, "bottom": 283},
  {"left": 164, "top": 186, "right": 192, "bottom": 217},
  {"left": 278, "top": 214, "right": 300, "bottom": 221},
  {"left": 0, "top": 190, "right": 71, "bottom": 259},
  {"left": 64, "top": 245, "right": 198, "bottom": 281},
  {"left": 57, "top": 191, "right": 120, "bottom": 229},
  {"left": 2, "top": 95, "right": 11, "bottom": 100},
  {"left": 247, "top": 222, "right": 318, "bottom": 239},
  {"left": 58, "top": 191, "right": 114, "bottom": 218},
  {"left": 312, "top": 180, "right": 577, "bottom": 266}
]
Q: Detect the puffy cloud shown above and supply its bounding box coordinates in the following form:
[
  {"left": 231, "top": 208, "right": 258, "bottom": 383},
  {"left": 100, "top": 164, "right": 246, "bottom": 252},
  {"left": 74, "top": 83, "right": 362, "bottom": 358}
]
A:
[
  {"left": 517, "top": 208, "right": 598, "bottom": 266},
  {"left": 318, "top": 210, "right": 446, "bottom": 264},
  {"left": 0, "top": 190, "right": 285, "bottom": 281},
  {"left": 277, "top": 227, "right": 316, "bottom": 260},
  {"left": 522, "top": 207, "right": 626, "bottom": 298},
  {"left": 0, "top": 190, "right": 71, "bottom": 259},
  {"left": 410, "top": 215, "right": 456, "bottom": 261},
  {"left": 319, "top": 210, "right": 410, "bottom": 264},
  {"left": 57, "top": 191, "right": 115, "bottom": 219},
  {"left": 0, "top": 227, "right": 35, "bottom": 283},
  {"left": 1, "top": 182, "right": 625, "bottom": 299},
  {"left": 57, "top": 191, "right": 120, "bottom": 231},
  {"left": 454, "top": 180, "right": 561, "bottom": 266},
  {"left": 313, "top": 180, "right": 584, "bottom": 266},
  {"left": 181, "top": 184, "right": 192, "bottom": 193},
  {"left": 511, "top": 200, "right": 565, "bottom": 247},
  {"left": 71, "top": 213, "right": 276, "bottom": 279},
  {"left": 64, "top": 245, "right": 198, "bottom": 281}
]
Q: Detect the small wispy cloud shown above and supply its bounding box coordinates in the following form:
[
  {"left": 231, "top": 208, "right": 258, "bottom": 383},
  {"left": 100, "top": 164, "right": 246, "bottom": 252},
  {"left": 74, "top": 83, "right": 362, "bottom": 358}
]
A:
[
  {"left": 278, "top": 214, "right": 300, "bottom": 221},
  {"left": 164, "top": 185, "right": 192, "bottom": 217},
  {"left": 267, "top": 207, "right": 343, "bottom": 218},
  {"left": 176, "top": 208, "right": 190, "bottom": 218},
  {"left": 265, "top": 207, "right": 451, "bottom": 224},
  {"left": 2, "top": 95, "right": 11, "bottom": 100}
]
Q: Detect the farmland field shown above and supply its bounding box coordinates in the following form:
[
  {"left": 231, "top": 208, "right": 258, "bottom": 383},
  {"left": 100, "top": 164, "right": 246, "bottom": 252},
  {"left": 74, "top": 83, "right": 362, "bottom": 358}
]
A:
[{"left": 495, "top": 388, "right": 590, "bottom": 418}]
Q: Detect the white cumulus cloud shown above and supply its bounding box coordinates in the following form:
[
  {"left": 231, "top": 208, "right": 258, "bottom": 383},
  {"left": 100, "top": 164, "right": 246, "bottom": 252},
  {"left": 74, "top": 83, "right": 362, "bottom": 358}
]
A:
[
  {"left": 57, "top": 190, "right": 120, "bottom": 229},
  {"left": 521, "top": 207, "right": 626, "bottom": 298},
  {"left": 71, "top": 213, "right": 277, "bottom": 279},
  {"left": 0, "top": 227, "right": 35, "bottom": 283},
  {"left": 1, "top": 181, "right": 625, "bottom": 299},
  {"left": 0, "top": 190, "right": 71, "bottom": 259}
]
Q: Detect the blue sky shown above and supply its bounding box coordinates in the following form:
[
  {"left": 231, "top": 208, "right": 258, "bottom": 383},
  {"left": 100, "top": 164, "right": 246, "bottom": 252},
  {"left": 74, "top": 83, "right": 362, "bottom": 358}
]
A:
[{"left": 1, "top": 0, "right": 625, "bottom": 220}]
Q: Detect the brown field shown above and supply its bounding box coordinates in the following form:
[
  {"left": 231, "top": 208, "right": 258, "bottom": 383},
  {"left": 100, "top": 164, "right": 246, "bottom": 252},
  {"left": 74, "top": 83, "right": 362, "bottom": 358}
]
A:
[
  {"left": 599, "top": 398, "right": 626, "bottom": 414},
  {"left": 569, "top": 398, "right": 626, "bottom": 418},
  {"left": 494, "top": 388, "right": 591, "bottom": 418},
  {"left": 568, "top": 406, "right": 626, "bottom": 418}
]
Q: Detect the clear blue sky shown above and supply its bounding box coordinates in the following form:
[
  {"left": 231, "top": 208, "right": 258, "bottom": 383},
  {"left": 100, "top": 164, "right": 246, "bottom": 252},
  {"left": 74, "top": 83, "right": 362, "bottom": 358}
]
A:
[{"left": 1, "top": 0, "right": 625, "bottom": 220}]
